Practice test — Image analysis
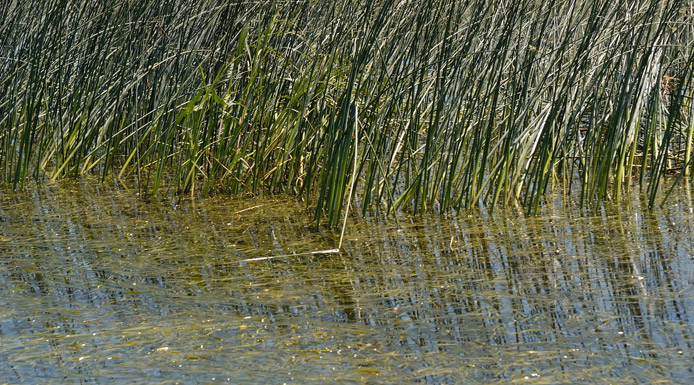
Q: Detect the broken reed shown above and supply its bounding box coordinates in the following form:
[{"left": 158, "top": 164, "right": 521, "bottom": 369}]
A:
[{"left": 1, "top": 0, "right": 693, "bottom": 225}]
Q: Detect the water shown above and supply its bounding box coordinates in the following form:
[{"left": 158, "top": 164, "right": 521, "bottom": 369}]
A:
[{"left": 1, "top": 180, "right": 693, "bottom": 384}]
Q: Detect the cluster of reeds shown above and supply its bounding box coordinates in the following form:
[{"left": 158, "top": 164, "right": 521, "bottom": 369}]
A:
[{"left": 2, "top": 0, "right": 693, "bottom": 224}]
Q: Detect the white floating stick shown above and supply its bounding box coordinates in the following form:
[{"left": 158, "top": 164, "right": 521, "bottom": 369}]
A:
[{"left": 231, "top": 248, "right": 340, "bottom": 264}]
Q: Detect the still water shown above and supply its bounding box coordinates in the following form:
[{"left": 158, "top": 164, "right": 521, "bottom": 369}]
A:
[{"left": 1, "top": 180, "right": 693, "bottom": 384}]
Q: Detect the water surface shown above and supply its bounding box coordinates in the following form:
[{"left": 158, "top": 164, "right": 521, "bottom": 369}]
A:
[{"left": 1, "top": 181, "right": 693, "bottom": 384}]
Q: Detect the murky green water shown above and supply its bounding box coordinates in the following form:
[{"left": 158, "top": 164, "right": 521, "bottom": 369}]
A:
[{"left": 1, "top": 181, "right": 693, "bottom": 384}]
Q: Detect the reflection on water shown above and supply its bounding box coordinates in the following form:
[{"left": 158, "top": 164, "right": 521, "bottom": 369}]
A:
[{"left": 1, "top": 181, "right": 693, "bottom": 384}]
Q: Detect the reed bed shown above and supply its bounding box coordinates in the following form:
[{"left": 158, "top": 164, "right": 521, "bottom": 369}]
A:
[{"left": 2, "top": 0, "right": 693, "bottom": 224}]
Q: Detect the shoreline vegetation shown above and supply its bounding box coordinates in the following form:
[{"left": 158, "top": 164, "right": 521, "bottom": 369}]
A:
[{"left": 1, "top": 0, "right": 693, "bottom": 225}]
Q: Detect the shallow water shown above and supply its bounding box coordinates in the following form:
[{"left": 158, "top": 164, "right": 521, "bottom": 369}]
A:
[{"left": 1, "top": 181, "right": 693, "bottom": 384}]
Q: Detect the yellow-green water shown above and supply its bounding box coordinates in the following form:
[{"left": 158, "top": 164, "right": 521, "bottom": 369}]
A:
[{"left": 1, "top": 181, "right": 693, "bottom": 384}]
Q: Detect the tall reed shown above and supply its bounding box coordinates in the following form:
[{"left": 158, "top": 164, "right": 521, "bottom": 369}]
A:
[{"left": 2, "top": 0, "right": 693, "bottom": 224}]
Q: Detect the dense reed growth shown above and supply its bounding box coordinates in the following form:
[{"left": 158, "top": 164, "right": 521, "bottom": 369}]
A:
[{"left": 2, "top": 0, "right": 694, "bottom": 223}]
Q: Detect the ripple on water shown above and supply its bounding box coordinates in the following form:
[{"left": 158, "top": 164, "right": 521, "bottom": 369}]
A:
[{"left": 1, "top": 180, "right": 693, "bottom": 384}]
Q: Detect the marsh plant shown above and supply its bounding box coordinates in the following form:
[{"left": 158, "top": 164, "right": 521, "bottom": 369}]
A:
[{"left": 2, "top": 0, "right": 693, "bottom": 224}]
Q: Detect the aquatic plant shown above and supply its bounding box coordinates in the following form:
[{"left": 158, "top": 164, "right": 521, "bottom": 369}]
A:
[{"left": 1, "top": 0, "right": 693, "bottom": 224}]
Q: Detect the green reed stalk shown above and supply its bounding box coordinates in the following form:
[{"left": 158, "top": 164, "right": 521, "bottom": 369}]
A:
[{"left": 2, "top": 0, "right": 693, "bottom": 223}]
